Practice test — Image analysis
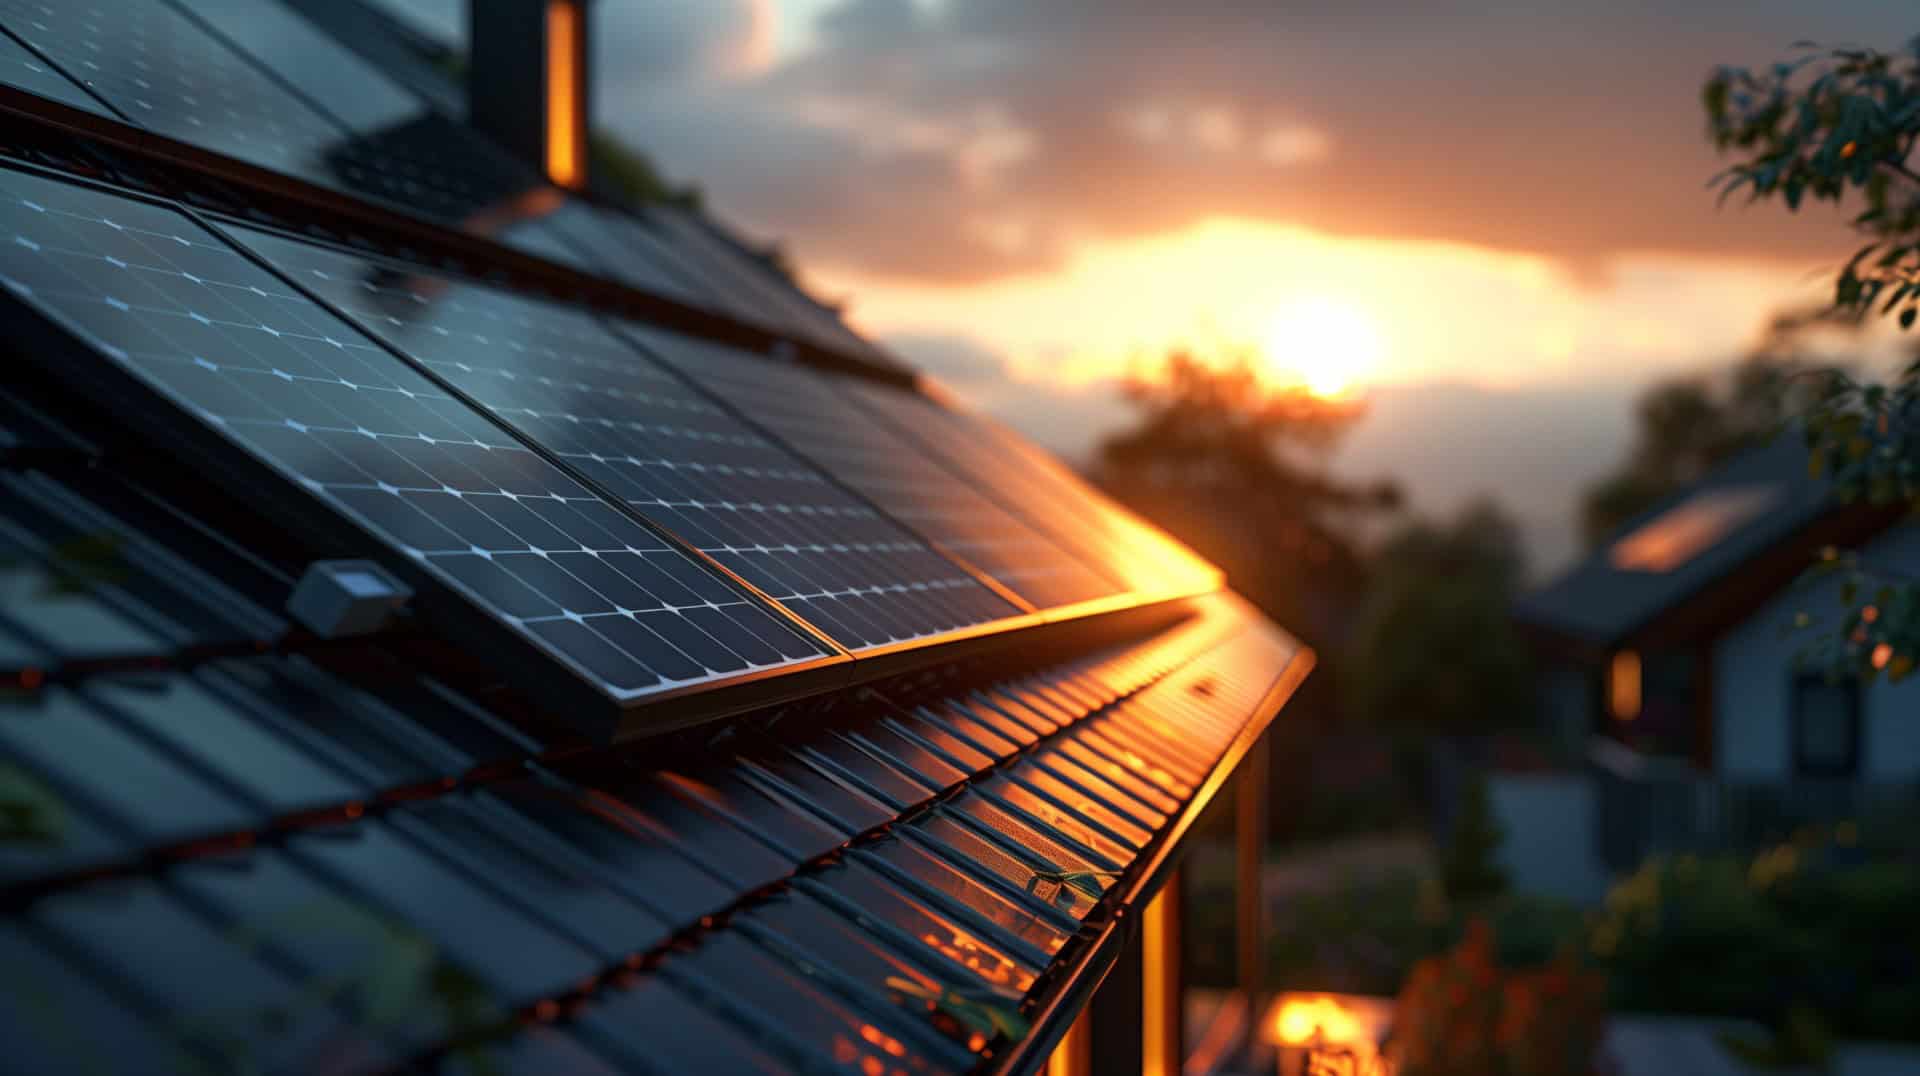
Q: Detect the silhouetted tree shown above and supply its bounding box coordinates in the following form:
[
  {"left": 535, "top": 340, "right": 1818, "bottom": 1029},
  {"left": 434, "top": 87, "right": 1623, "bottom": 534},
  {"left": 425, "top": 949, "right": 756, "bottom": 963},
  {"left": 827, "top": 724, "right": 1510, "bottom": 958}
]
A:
[
  {"left": 1093, "top": 352, "right": 1398, "bottom": 642},
  {"left": 1440, "top": 775, "right": 1509, "bottom": 905},
  {"left": 1344, "top": 501, "right": 1533, "bottom": 736}
]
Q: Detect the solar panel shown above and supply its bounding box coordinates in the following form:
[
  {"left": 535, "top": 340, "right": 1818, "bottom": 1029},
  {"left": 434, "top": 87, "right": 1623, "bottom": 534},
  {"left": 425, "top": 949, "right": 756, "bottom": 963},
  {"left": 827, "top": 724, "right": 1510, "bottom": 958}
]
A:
[
  {"left": 229, "top": 228, "right": 1027, "bottom": 650},
  {"left": 170, "top": 0, "right": 546, "bottom": 224},
  {"left": 0, "top": 0, "right": 540, "bottom": 226},
  {"left": 0, "top": 21, "right": 112, "bottom": 116},
  {"left": 626, "top": 327, "right": 1126, "bottom": 613},
  {"left": 846, "top": 380, "right": 1220, "bottom": 596},
  {"left": 647, "top": 206, "right": 896, "bottom": 364},
  {"left": 0, "top": 0, "right": 349, "bottom": 181},
  {"left": 533, "top": 200, "right": 728, "bottom": 311},
  {"left": 0, "top": 166, "right": 832, "bottom": 716}
]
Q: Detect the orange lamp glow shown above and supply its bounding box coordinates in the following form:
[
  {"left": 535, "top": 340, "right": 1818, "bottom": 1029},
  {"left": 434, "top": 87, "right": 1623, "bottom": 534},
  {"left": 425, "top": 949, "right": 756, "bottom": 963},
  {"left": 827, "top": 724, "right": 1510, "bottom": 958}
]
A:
[
  {"left": 545, "top": 0, "right": 584, "bottom": 188},
  {"left": 1609, "top": 650, "right": 1641, "bottom": 721},
  {"left": 1271, "top": 996, "right": 1367, "bottom": 1047}
]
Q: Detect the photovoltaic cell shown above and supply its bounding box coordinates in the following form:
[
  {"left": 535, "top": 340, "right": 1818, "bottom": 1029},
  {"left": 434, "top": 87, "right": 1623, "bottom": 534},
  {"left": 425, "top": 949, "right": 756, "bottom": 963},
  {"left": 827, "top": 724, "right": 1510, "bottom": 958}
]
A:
[
  {"left": 847, "top": 379, "right": 1221, "bottom": 596},
  {"left": 232, "top": 229, "right": 1025, "bottom": 649},
  {"left": 626, "top": 325, "right": 1125, "bottom": 612},
  {"left": 0, "top": 167, "right": 829, "bottom": 707}
]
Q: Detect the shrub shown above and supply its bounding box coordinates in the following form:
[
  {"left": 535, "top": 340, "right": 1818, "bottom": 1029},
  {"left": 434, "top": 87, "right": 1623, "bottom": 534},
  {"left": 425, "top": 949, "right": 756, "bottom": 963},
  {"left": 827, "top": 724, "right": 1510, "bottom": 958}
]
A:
[
  {"left": 1590, "top": 841, "right": 1920, "bottom": 1044},
  {"left": 1441, "top": 776, "right": 1508, "bottom": 905},
  {"left": 1391, "top": 920, "right": 1608, "bottom": 1076}
]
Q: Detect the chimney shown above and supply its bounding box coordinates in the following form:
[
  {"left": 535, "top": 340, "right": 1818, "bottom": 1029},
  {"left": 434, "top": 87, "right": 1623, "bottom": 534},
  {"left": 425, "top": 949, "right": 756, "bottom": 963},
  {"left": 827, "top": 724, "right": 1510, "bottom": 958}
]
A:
[{"left": 470, "top": 0, "right": 590, "bottom": 190}]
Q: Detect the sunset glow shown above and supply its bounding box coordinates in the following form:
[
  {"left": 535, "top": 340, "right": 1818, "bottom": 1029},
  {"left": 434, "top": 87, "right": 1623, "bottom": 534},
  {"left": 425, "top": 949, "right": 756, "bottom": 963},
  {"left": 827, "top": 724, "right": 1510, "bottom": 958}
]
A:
[
  {"left": 1262, "top": 295, "right": 1383, "bottom": 398},
  {"left": 817, "top": 217, "right": 1841, "bottom": 396}
]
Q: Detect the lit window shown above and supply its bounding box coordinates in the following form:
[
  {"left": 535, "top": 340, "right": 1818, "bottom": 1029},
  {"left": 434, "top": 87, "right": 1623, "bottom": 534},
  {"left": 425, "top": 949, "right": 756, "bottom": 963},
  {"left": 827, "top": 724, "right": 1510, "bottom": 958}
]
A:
[{"left": 1609, "top": 651, "right": 1641, "bottom": 721}]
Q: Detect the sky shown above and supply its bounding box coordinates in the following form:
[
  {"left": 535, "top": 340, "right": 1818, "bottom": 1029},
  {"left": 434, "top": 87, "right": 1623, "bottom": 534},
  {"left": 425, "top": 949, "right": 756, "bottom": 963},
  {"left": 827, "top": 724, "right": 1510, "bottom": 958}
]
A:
[{"left": 382, "top": 0, "right": 1914, "bottom": 573}]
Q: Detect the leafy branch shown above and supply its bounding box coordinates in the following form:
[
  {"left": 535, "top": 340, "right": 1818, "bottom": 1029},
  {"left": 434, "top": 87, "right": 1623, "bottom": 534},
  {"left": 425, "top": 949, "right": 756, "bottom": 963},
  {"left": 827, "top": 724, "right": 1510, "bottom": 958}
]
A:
[
  {"left": 1707, "top": 37, "right": 1920, "bottom": 681},
  {"left": 1022, "top": 867, "right": 1121, "bottom": 905},
  {"left": 883, "top": 976, "right": 1031, "bottom": 1041}
]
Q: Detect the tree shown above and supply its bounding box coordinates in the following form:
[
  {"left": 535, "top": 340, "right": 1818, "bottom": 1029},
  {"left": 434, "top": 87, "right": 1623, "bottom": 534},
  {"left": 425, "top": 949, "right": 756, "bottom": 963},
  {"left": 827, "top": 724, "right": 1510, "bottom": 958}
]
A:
[
  {"left": 1093, "top": 351, "right": 1398, "bottom": 641},
  {"left": 1704, "top": 39, "right": 1920, "bottom": 682},
  {"left": 1344, "top": 501, "right": 1534, "bottom": 735},
  {"left": 1440, "top": 775, "right": 1509, "bottom": 905}
]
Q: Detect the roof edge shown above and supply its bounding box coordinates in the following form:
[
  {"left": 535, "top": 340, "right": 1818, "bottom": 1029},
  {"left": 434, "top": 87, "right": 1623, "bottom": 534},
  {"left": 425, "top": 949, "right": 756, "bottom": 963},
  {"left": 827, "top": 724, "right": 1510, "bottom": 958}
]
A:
[{"left": 990, "top": 640, "right": 1316, "bottom": 1075}]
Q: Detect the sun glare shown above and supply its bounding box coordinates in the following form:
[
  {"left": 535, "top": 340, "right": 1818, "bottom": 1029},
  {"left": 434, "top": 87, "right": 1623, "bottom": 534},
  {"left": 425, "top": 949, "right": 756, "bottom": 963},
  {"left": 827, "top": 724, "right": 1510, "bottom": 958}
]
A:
[{"left": 1262, "top": 296, "right": 1383, "bottom": 397}]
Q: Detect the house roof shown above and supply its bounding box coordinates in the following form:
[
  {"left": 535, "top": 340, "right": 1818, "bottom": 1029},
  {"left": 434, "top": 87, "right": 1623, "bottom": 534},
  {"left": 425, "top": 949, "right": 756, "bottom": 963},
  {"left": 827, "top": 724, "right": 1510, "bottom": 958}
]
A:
[
  {"left": 0, "top": 2, "right": 1302, "bottom": 1073},
  {"left": 1513, "top": 434, "right": 1845, "bottom": 649}
]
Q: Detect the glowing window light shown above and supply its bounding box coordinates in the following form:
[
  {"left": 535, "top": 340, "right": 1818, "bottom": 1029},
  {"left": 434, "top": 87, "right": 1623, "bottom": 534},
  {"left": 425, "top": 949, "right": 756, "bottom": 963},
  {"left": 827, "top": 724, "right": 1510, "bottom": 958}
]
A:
[
  {"left": 545, "top": 0, "right": 583, "bottom": 188},
  {"left": 1609, "top": 650, "right": 1642, "bottom": 721}
]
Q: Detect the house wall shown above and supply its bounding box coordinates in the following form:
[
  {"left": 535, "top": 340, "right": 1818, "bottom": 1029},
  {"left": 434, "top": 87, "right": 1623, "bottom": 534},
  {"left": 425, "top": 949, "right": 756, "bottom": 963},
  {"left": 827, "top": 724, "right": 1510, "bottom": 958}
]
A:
[
  {"left": 1538, "top": 661, "right": 1595, "bottom": 756},
  {"left": 1488, "top": 773, "right": 1611, "bottom": 905},
  {"left": 1714, "top": 520, "right": 1920, "bottom": 780}
]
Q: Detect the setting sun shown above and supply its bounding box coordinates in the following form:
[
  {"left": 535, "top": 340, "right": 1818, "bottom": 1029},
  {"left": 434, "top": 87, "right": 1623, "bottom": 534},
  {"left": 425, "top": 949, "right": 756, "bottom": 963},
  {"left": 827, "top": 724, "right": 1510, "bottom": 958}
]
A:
[{"left": 1263, "top": 296, "right": 1384, "bottom": 397}]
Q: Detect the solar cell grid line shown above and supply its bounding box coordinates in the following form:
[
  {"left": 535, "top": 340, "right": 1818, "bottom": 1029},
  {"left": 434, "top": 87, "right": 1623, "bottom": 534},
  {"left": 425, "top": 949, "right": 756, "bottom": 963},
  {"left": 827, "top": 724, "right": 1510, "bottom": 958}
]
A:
[
  {"left": 0, "top": 164, "right": 837, "bottom": 722},
  {"left": 845, "top": 377, "right": 1223, "bottom": 598},
  {"left": 223, "top": 227, "right": 1028, "bottom": 652},
  {"left": 0, "top": 0, "right": 352, "bottom": 185},
  {"left": 623, "top": 323, "right": 1129, "bottom": 613}
]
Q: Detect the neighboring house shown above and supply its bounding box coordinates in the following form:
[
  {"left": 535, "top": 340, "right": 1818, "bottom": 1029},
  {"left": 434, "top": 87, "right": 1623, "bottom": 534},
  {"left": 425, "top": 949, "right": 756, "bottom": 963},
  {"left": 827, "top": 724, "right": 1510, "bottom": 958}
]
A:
[
  {"left": 1499, "top": 436, "right": 1920, "bottom": 899},
  {"left": 0, "top": 3, "right": 1304, "bottom": 1075}
]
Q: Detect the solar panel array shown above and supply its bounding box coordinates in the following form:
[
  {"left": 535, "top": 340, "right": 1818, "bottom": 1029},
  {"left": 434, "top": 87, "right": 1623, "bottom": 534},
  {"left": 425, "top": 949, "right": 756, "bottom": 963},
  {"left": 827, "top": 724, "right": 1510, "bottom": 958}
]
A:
[
  {"left": 0, "top": 403, "right": 1297, "bottom": 1072},
  {"left": 232, "top": 227, "right": 1025, "bottom": 650},
  {"left": 0, "top": 166, "right": 829, "bottom": 707},
  {"left": 626, "top": 325, "right": 1128, "bottom": 612},
  {"left": 0, "top": 0, "right": 913, "bottom": 378}
]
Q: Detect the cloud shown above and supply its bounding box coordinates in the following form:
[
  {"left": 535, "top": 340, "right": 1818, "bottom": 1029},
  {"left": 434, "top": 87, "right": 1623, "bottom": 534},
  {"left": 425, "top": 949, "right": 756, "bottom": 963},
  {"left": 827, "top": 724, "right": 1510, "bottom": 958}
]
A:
[{"left": 591, "top": 0, "right": 1911, "bottom": 285}]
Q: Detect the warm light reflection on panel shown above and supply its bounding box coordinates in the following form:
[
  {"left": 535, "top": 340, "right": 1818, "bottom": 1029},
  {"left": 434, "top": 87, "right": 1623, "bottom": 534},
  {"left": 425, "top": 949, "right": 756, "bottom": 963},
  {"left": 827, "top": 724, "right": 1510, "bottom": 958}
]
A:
[
  {"left": 1046, "top": 1008, "right": 1091, "bottom": 1076},
  {"left": 1609, "top": 484, "right": 1781, "bottom": 573},
  {"left": 1142, "top": 874, "right": 1182, "bottom": 1076},
  {"left": 1609, "top": 650, "right": 1642, "bottom": 721},
  {"left": 545, "top": 0, "right": 583, "bottom": 188}
]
